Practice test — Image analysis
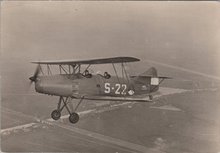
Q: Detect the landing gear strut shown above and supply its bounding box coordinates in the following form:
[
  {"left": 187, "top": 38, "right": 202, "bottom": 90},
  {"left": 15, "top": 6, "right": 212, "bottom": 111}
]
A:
[
  {"left": 51, "top": 96, "right": 84, "bottom": 124},
  {"left": 149, "top": 95, "right": 153, "bottom": 101}
]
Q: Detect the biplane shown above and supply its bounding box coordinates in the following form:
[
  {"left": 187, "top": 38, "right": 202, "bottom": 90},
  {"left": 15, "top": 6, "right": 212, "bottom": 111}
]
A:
[{"left": 29, "top": 57, "right": 171, "bottom": 124}]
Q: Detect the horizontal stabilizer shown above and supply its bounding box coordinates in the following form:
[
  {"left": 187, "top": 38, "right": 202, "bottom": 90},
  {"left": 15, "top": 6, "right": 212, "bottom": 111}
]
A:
[
  {"left": 158, "top": 76, "right": 172, "bottom": 79},
  {"left": 131, "top": 75, "right": 172, "bottom": 79}
]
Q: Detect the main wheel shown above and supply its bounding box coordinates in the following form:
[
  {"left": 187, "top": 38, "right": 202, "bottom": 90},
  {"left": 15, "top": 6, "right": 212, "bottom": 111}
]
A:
[
  {"left": 69, "top": 112, "right": 79, "bottom": 124},
  {"left": 51, "top": 110, "right": 61, "bottom": 120}
]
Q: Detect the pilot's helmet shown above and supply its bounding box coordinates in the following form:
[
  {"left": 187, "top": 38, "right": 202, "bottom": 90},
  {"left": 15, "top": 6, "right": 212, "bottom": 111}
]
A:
[{"left": 104, "top": 72, "right": 110, "bottom": 79}]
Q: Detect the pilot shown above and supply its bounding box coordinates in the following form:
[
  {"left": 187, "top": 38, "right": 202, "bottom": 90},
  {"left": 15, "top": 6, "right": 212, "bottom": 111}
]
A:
[
  {"left": 104, "top": 72, "right": 111, "bottom": 79},
  {"left": 84, "top": 70, "right": 92, "bottom": 78}
]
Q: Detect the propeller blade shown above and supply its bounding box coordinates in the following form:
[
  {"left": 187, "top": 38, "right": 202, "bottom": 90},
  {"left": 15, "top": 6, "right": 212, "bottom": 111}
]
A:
[
  {"left": 33, "top": 64, "right": 40, "bottom": 79},
  {"left": 29, "top": 76, "right": 35, "bottom": 82},
  {"left": 29, "top": 64, "right": 40, "bottom": 83}
]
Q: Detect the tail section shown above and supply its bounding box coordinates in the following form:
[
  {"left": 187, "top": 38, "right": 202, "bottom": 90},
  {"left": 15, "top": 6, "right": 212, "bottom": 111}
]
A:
[
  {"left": 132, "top": 67, "right": 171, "bottom": 93},
  {"left": 132, "top": 67, "right": 171, "bottom": 82},
  {"left": 138, "top": 67, "right": 171, "bottom": 80},
  {"left": 130, "top": 67, "right": 172, "bottom": 101},
  {"left": 140, "top": 67, "right": 159, "bottom": 86}
]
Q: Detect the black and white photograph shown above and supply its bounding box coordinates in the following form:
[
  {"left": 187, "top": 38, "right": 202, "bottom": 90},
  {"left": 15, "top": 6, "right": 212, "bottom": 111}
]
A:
[{"left": 1, "top": 1, "right": 220, "bottom": 153}]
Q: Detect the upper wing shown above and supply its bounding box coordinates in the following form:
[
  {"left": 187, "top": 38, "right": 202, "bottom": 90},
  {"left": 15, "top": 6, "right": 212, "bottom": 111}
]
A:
[{"left": 32, "top": 56, "right": 140, "bottom": 65}]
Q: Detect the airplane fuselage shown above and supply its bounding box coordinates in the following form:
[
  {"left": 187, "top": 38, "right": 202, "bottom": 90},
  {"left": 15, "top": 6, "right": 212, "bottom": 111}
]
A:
[{"left": 34, "top": 74, "right": 159, "bottom": 98}]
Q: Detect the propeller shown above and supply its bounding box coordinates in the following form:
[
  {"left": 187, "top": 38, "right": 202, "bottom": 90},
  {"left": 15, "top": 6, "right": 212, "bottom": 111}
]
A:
[{"left": 29, "top": 64, "right": 40, "bottom": 84}]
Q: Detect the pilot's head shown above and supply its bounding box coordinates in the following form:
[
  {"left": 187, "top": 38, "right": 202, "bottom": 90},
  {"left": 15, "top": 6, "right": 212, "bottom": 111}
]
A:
[{"left": 85, "top": 70, "right": 89, "bottom": 75}]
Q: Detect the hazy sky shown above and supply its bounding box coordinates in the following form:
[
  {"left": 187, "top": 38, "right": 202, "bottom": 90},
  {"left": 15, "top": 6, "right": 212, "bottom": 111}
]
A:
[{"left": 1, "top": 1, "right": 220, "bottom": 75}]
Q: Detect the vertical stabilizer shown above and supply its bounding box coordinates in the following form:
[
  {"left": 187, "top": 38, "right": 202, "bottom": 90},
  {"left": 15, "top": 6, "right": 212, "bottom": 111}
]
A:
[{"left": 140, "top": 67, "right": 158, "bottom": 77}]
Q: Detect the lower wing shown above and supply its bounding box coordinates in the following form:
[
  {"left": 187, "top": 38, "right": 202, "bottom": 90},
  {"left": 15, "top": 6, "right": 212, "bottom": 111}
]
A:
[{"left": 83, "top": 95, "right": 153, "bottom": 102}]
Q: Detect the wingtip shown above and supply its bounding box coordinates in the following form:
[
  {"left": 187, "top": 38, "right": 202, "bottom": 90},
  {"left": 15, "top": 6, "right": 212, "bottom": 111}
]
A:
[{"left": 31, "top": 61, "right": 40, "bottom": 64}]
